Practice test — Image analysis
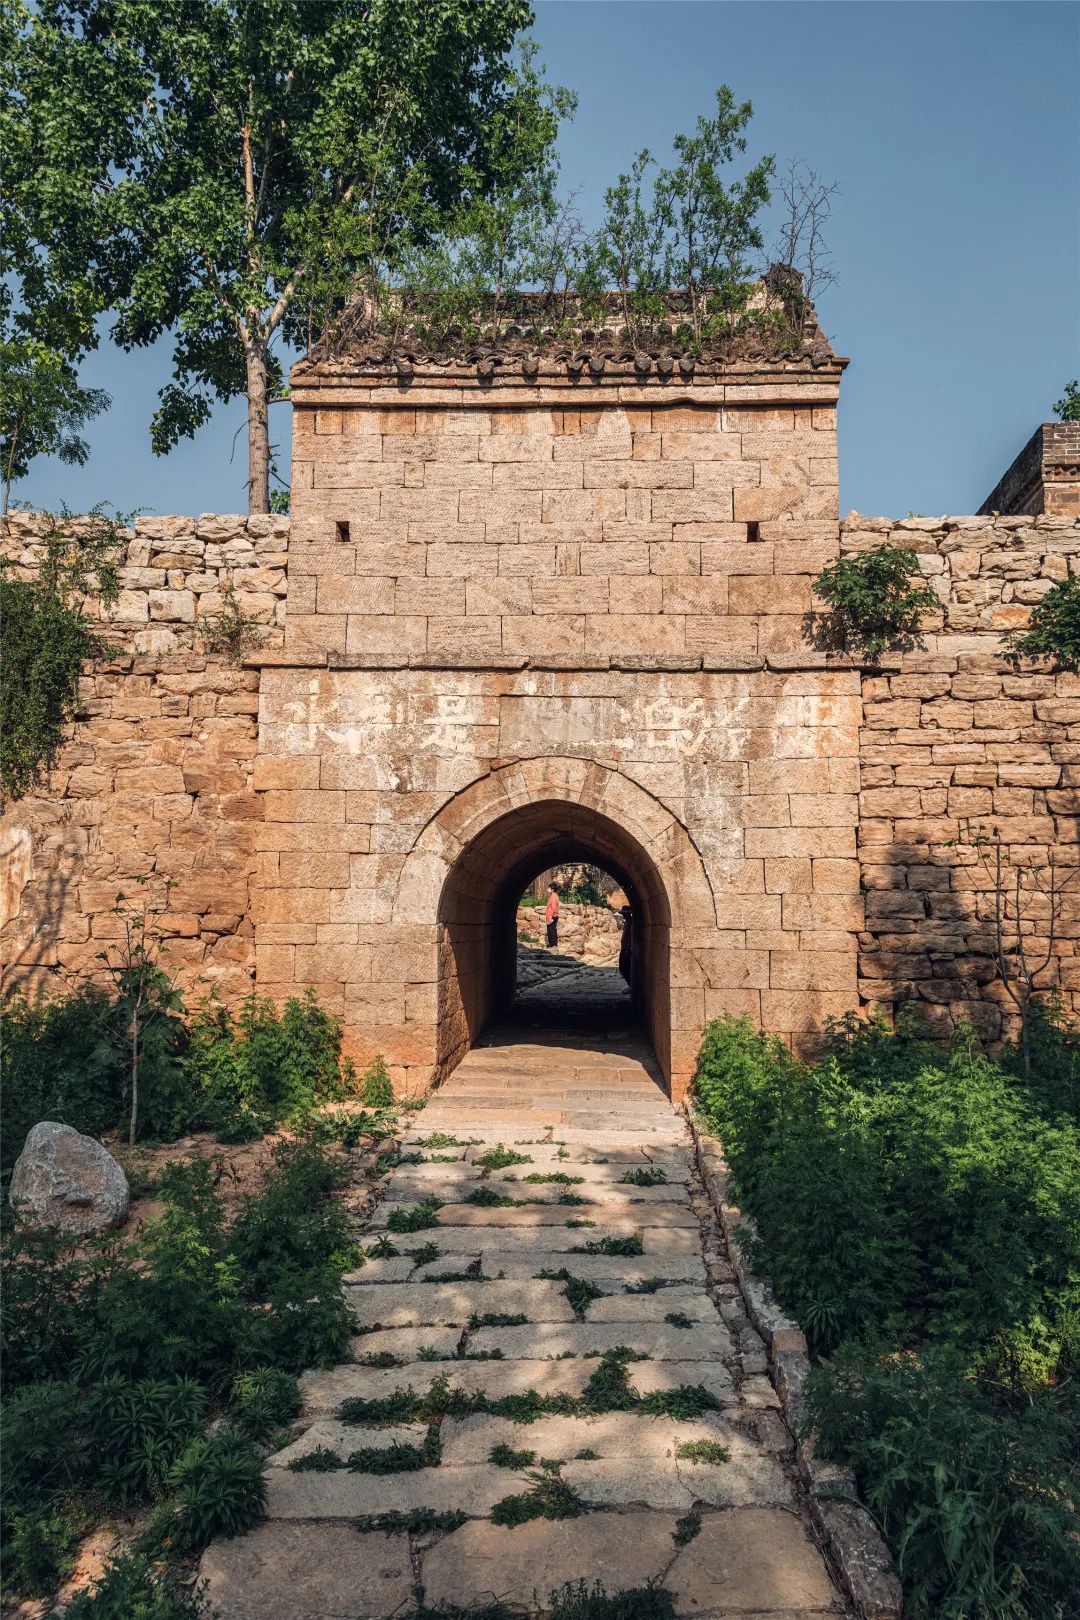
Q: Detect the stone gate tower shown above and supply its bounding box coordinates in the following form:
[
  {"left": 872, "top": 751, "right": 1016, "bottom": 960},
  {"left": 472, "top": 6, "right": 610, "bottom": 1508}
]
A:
[{"left": 253, "top": 300, "right": 859, "bottom": 1099}]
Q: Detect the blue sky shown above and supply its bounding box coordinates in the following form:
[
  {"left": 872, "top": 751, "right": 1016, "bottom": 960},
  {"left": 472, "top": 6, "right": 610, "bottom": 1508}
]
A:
[{"left": 15, "top": 0, "right": 1079, "bottom": 520}]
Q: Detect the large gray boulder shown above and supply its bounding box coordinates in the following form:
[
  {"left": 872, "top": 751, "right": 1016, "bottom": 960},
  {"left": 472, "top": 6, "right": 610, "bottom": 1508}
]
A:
[{"left": 9, "top": 1122, "right": 130, "bottom": 1233}]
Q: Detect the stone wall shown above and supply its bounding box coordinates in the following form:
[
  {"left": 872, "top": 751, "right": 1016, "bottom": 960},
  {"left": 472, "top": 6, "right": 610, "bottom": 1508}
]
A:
[
  {"left": 0, "top": 514, "right": 287, "bottom": 1002},
  {"left": 3, "top": 466, "right": 1077, "bottom": 1090},
  {"left": 845, "top": 513, "right": 1080, "bottom": 1036}
]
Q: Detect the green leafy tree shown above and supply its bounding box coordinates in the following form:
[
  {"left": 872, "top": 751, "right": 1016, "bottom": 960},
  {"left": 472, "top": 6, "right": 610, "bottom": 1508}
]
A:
[
  {"left": 809, "top": 545, "right": 940, "bottom": 661},
  {"left": 654, "top": 87, "right": 774, "bottom": 343},
  {"left": 0, "top": 340, "right": 110, "bottom": 514},
  {"left": 8, "top": 0, "right": 565, "bottom": 512},
  {"left": 1053, "top": 380, "right": 1080, "bottom": 422}
]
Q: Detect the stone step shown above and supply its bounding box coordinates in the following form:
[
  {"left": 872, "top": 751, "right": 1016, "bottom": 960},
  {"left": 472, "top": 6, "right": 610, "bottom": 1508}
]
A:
[
  {"left": 268, "top": 1421, "right": 425, "bottom": 1469},
  {"left": 384, "top": 1169, "right": 692, "bottom": 1201},
  {"left": 467, "top": 1321, "right": 732, "bottom": 1362},
  {"left": 300, "top": 1353, "right": 735, "bottom": 1417},
  {"left": 419, "top": 1508, "right": 842, "bottom": 1617},
  {"left": 439, "top": 1409, "right": 732, "bottom": 1464},
  {"left": 346, "top": 1279, "right": 578, "bottom": 1328},
  {"left": 265, "top": 1462, "right": 508, "bottom": 1521},
  {"left": 378, "top": 1223, "right": 698, "bottom": 1255},
  {"left": 373, "top": 1201, "right": 698, "bottom": 1229},
  {"left": 586, "top": 1288, "right": 716, "bottom": 1323},
  {"left": 199, "top": 1522, "right": 415, "bottom": 1619},
  {"left": 351, "top": 1325, "right": 463, "bottom": 1361},
  {"left": 410, "top": 1251, "right": 707, "bottom": 1284}
]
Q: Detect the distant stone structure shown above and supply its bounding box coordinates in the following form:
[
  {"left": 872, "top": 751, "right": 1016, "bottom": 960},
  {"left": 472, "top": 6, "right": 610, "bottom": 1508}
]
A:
[
  {"left": 2, "top": 300, "right": 1077, "bottom": 1099},
  {"left": 979, "top": 422, "right": 1080, "bottom": 518}
]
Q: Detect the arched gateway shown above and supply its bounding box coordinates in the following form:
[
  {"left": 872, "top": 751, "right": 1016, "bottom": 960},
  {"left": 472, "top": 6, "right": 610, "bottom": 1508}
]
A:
[{"left": 253, "top": 297, "right": 863, "bottom": 1099}]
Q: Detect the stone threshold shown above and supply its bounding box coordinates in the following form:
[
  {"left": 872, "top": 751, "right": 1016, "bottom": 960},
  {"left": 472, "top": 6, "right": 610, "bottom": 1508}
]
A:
[{"left": 687, "top": 1117, "right": 903, "bottom": 1620}]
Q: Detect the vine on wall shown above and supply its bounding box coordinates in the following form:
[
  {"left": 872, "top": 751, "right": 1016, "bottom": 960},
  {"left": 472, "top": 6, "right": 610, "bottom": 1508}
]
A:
[{"left": 0, "top": 508, "right": 125, "bottom": 803}]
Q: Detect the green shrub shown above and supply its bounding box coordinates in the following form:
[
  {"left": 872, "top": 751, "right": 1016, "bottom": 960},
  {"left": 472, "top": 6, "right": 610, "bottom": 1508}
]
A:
[
  {"left": 65, "top": 1554, "right": 207, "bottom": 1620},
  {"left": 1000, "top": 996, "right": 1080, "bottom": 1123},
  {"left": 163, "top": 1431, "right": 266, "bottom": 1551},
  {"left": 693, "top": 1014, "right": 1080, "bottom": 1375},
  {"left": 810, "top": 544, "right": 939, "bottom": 659},
  {"left": 806, "top": 1345, "right": 1080, "bottom": 1620},
  {"left": 85, "top": 1376, "right": 207, "bottom": 1502},
  {"left": 3, "top": 1504, "right": 84, "bottom": 1598},
  {"left": 386, "top": 1196, "right": 442, "bottom": 1233},
  {"left": 228, "top": 1368, "right": 301, "bottom": 1441},
  {"left": 230, "top": 1137, "right": 354, "bottom": 1297},
  {"left": 1003, "top": 575, "right": 1080, "bottom": 674},
  {"left": 359, "top": 1054, "right": 394, "bottom": 1107}
]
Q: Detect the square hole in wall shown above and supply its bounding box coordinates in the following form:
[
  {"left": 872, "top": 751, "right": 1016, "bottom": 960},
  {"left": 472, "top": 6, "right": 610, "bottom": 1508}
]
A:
[
  {"left": 335, "top": 520, "right": 350, "bottom": 543},
  {"left": 746, "top": 521, "right": 760, "bottom": 542}
]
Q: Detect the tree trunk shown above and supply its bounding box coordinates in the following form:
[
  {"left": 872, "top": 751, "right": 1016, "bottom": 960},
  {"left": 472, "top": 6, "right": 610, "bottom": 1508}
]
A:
[{"left": 245, "top": 340, "right": 270, "bottom": 514}]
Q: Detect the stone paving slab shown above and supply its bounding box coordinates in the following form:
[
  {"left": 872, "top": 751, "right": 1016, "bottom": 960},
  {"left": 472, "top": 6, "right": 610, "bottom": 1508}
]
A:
[
  {"left": 350, "top": 1325, "right": 463, "bottom": 1360},
  {"left": 200, "top": 1523, "right": 413, "bottom": 1620},
  {"left": 376, "top": 1201, "right": 698, "bottom": 1228},
  {"left": 419, "top": 1513, "right": 682, "bottom": 1614},
  {"left": 409, "top": 1251, "right": 708, "bottom": 1284},
  {"left": 347, "top": 1279, "right": 578, "bottom": 1327},
  {"left": 385, "top": 1173, "right": 692, "bottom": 1205},
  {"left": 467, "top": 1321, "right": 731, "bottom": 1361},
  {"left": 587, "top": 1288, "right": 717, "bottom": 1322},
  {"left": 666, "top": 1507, "right": 840, "bottom": 1613},
  {"left": 265, "top": 1462, "right": 509, "bottom": 1520},
  {"left": 300, "top": 1353, "right": 737, "bottom": 1415},
  {"left": 392, "top": 1222, "right": 698, "bottom": 1254},
  {"left": 439, "top": 1410, "right": 733, "bottom": 1464},
  {"left": 268, "top": 1421, "right": 424, "bottom": 1468}
]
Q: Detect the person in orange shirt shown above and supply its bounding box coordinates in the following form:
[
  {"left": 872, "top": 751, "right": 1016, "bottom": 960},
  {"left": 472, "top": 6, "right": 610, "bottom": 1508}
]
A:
[{"left": 545, "top": 883, "right": 560, "bottom": 948}]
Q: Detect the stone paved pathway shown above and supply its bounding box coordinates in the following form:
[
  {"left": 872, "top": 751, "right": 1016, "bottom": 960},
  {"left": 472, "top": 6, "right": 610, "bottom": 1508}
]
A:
[{"left": 201, "top": 1024, "right": 853, "bottom": 1619}]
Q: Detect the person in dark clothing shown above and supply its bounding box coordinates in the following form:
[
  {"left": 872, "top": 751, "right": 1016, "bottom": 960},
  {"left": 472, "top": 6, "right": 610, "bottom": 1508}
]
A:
[
  {"left": 545, "top": 884, "right": 560, "bottom": 948},
  {"left": 618, "top": 905, "right": 633, "bottom": 984}
]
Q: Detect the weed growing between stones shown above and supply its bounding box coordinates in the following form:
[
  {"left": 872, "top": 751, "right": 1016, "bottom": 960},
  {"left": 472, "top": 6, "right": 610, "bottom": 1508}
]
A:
[
  {"left": 579, "top": 1348, "right": 644, "bottom": 1412},
  {"left": 347, "top": 1430, "right": 441, "bottom": 1473},
  {"left": 475, "top": 1146, "right": 532, "bottom": 1173},
  {"left": 547, "top": 1580, "right": 675, "bottom": 1620},
  {"left": 572, "top": 1235, "right": 644, "bottom": 1256},
  {"left": 664, "top": 1312, "right": 694, "bottom": 1329},
  {"left": 522, "top": 1172, "right": 584, "bottom": 1185},
  {"left": 366, "top": 1235, "right": 400, "bottom": 1259},
  {"left": 421, "top": 1259, "right": 487, "bottom": 1283},
  {"left": 462, "top": 1187, "right": 520, "bottom": 1208},
  {"left": 386, "top": 1197, "right": 443, "bottom": 1233},
  {"left": 557, "top": 1192, "right": 587, "bottom": 1206},
  {"left": 287, "top": 1447, "right": 344, "bottom": 1471},
  {"left": 565, "top": 1218, "right": 595, "bottom": 1229},
  {"left": 535, "top": 1267, "right": 604, "bottom": 1317},
  {"left": 468, "top": 1311, "right": 528, "bottom": 1328},
  {"left": 672, "top": 1508, "right": 702, "bottom": 1546},
  {"left": 355, "top": 1508, "right": 467, "bottom": 1536},
  {"left": 422, "top": 1133, "right": 482, "bottom": 1149},
  {"left": 417, "top": 1345, "right": 443, "bottom": 1361},
  {"left": 490, "top": 1468, "right": 586, "bottom": 1525},
  {"left": 620, "top": 1168, "right": 668, "bottom": 1186},
  {"left": 575, "top": 1447, "right": 599, "bottom": 1460},
  {"left": 674, "top": 1439, "right": 729, "bottom": 1464},
  {"left": 638, "top": 1386, "right": 723, "bottom": 1420},
  {"left": 489, "top": 1443, "right": 536, "bottom": 1468},
  {"left": 408, "top": 1242, "right": 442, "bottom": 1267},
  {"left": 360, "top": 1350, "right": 404, "bottom": 1368}
]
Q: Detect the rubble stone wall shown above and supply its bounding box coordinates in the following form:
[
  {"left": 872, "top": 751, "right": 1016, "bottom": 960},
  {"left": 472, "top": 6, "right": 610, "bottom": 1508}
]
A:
[
  {"left": 846, "top": 514, "right": 1080, "bottom": 1035},
  {"left": 0, "top": 514, "right": 287, "bottom": 1002}
]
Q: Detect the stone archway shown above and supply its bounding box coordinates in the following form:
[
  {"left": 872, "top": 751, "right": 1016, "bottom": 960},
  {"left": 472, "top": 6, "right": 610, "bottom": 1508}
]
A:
[{"left": 393, "top": 758, "right": 716, "bottom": 1099}]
